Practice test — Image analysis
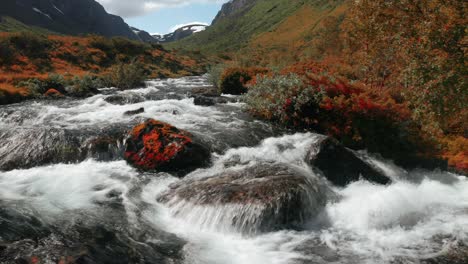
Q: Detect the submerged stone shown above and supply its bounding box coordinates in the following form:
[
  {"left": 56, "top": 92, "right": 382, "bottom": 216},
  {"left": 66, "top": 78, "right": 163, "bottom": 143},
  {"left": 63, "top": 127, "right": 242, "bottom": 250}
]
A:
[
  {"left": 307, "top": 136, "right": 390, "bottom": 186},
  {"left": 123, "top": 107, "right": 145, "bottom": 116},
  {"left": 158, "top": 163, "right": 327, "bottom": 233}
]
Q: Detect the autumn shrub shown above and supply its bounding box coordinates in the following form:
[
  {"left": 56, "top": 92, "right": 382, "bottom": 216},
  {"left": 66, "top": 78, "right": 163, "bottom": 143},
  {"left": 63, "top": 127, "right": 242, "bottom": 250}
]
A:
[
  {"left": 219, "top": 67, "right": 269, "bottom": 95},
  {"left": 341, "top": 0, "right": 467, "bottom": 136},
  {"left": 105, "top": 61, "right": 147, "bottom": 89},
  {"left": 245, "top": 67, "right": 425, "bottom": 161}
]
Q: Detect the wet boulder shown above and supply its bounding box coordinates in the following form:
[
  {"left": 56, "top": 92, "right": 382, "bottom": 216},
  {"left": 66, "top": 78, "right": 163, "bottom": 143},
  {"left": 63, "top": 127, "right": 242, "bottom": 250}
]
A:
[
  {"left": 307, "top": 136, "right": 390, "bottom": 186},
  {"left": 0, "top": 128, "right": 85, "bottom": 171},
  {"left": 0, "top": 206, "right": 185, "bottom": 264},
  {"left": 124, "top": 107, "right": 145, "bottom": 116},
  {"left": 158, "top": 163, "right": 327, "bottom": 233},
  {"left": 193, "top": 95, "right": 216, "bottom": 106},
  {"left": 124, "top": 119, "right": 211, "bottom": 174},
  {"left": 83, "top": 134, "right": 125, "bottom": 161},
  {"left": 104, "top": 94, "right": 145, "bottom": 105},
  {"left": 191, "top": 86, "right": 219, "bottom": 97}
]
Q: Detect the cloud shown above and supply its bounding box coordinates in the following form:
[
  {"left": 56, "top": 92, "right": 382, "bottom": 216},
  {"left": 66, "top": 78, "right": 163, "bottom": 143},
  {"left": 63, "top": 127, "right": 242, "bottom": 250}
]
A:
[{"left": 96, "top": 0, "right": 226, "bottom": 17}]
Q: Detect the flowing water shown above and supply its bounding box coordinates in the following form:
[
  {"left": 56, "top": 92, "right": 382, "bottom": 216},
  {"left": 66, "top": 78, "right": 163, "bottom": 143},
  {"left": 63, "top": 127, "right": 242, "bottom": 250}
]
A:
[{"left": 0, "top": 76, "right": 467, "bottom": 264}]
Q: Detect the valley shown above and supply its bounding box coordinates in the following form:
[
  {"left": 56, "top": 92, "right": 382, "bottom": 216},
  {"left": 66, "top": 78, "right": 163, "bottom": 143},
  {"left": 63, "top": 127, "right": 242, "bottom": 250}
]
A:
[{"left": 0, "top": 0, "right": 467, "bottom": 263}]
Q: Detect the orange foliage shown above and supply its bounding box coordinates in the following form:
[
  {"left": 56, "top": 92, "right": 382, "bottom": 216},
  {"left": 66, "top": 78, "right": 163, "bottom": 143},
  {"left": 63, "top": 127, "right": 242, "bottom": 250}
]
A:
[{"left": 0, "top": 33, "right": 205, "bottom": 103}]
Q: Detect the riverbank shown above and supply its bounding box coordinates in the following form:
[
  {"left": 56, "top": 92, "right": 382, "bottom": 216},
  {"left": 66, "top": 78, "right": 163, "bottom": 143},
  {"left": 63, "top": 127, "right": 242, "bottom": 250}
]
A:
[{"left": 0, "top": 32, "right": 207, "bottom": 105}]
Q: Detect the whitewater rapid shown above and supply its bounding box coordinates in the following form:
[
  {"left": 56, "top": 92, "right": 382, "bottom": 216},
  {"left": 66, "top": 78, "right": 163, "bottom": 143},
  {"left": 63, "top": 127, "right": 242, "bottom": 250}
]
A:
[{"left": 0, "top": 76, "right": 467, "bottom": 264}]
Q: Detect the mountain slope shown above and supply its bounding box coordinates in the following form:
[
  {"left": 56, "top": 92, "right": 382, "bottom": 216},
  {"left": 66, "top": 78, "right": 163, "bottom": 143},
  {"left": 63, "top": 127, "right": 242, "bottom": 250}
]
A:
[
  {"left": 0, "top": 0, "right": 139, "bottom": 40},
  {"left": 167, "top": 0, "right": 347, "bottom": 63}
]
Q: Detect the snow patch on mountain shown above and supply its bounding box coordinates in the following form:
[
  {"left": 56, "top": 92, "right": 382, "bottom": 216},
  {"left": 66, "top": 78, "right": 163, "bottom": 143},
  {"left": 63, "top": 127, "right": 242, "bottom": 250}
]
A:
[{"left": 32, "top": 7, "right": 52, "bottom": 20}]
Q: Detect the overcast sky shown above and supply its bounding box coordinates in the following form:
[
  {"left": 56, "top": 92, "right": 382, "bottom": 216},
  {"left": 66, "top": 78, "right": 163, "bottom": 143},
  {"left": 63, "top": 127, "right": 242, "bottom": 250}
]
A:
[{"left": 96, "top": 0, "right": 226, "bottom": 34}]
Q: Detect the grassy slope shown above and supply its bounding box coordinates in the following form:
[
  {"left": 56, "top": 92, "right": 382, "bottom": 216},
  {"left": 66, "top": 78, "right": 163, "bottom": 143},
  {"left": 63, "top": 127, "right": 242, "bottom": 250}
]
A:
[
  {"left": 0, "top": 16, "right": 54, "bottom": 34},
  {"left": 166, "top": 0, "right": 307, "bottom": 52},
  {"left": 167, "top": 0, "right": 347, "bottom": 63}
]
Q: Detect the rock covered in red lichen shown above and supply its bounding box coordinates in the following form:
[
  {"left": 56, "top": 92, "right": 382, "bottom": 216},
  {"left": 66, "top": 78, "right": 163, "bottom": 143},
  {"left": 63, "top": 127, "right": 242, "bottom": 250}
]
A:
[
  {"left": 124, "top": 119, "right": 210, "bottom": 174},
  {"left": 44, "top": 88, "right": 64, "bottom": 97}
]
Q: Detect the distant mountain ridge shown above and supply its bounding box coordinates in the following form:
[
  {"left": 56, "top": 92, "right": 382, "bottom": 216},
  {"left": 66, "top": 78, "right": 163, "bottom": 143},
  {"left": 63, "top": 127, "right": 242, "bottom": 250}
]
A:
[
  {"left": 153, "top": 24, "right": 208, "bottom": 43},
  {"left": 0, "top": 0, "right": 154, "bottom": 41}
]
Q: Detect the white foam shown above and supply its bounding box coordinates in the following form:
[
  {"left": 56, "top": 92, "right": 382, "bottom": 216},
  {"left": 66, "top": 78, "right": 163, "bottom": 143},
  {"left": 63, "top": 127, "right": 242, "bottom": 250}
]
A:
[
  {"left": 321, "top": 176, "right": 468, "bottom": 262},
  {"left": 214, "top": 133, "right": 323, "bottom": 168},
  {"left": 0, "top": 160, "right": 136, "bottom": 214}
]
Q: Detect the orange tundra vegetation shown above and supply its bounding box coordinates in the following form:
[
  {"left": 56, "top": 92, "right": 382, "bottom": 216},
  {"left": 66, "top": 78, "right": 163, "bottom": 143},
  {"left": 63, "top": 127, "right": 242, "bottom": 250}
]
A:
[
  {"left": 0, "top": 32, "right": 206, "bottom": 102},
  {"left": 237, "top": 0, "right": 467, "bottom": 174},
  {"left": 245, "top": 60, "right": 467, "bottom": 174}
]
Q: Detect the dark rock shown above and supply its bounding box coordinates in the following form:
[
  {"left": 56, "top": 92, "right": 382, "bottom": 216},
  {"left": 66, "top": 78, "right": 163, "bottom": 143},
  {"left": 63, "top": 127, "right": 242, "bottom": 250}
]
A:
[
  {"left": 104, "top": 94, "right": 144, "bottom": 105},
  {"left": 123, "top": 107, "right": 145, "bottom": 116},
  {"left": 193, "top": 95, "right": 216, "bottom": 106},
  {"left": 421, "top": 243, "right": 468, "bottom": 264},
  {"left": 0, "top": 90, "right": 30, "bottom": 105},
  {"left": 307, "top": 137, "right": 390, "bottom": 186},
  {"left": 158, "top": 163, "right": 327, "bottom": 233},
  {"left": 83, "top": 134, "right": 125, "bottom": 161},
  {"left": 65, "top": 86, "right": 100, "bottom": 98},
  {"left": 395, "top": 155, "right": 448, "bottom": 172},
  {"left": 0, "top": 206, "right": 185, "bottom": 264},
  {"left": 0, "top": 128, "right": 85, "bottom": 171},
  {"left": 191, "top": 86, "right": 219, "bottom": 97},
  {"left": 0, "top": 125, "right": 130, "bottom": 170},
  {"left": 124, "top": 119, "right": 211, "bottom": 174}
]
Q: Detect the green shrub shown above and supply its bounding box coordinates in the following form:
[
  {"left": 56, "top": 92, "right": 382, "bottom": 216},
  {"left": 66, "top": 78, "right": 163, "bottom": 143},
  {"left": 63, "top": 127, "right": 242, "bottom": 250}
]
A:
[
  {"left": 18, "top": 73, "right": 68, "bottom": 95},
  {"left": 245, "top": 74, "right": 311, "bottom": 121},
  {"left": 17, "top": 78, "right": 45, "bottom": 95},
  {"left": 105, "top": 61, "right": 147, "bottom": 90},
  {"left": 245, "top": 70, "right": 422, "bottom": 162},
  {"left": 0, "top": 40, "right": 15, "bottom": 65},
  {"left": 70, "top": 75, "right": 103, "bottom": 97},
  {"left": 8, "top": 32, "right": 52, "bottom": 59},
  {"left": 89, "top": 36, "right": 113, "bottom": 52},
  {"left": 111, "top": 37, "right": 149, "bottom": 56},
  {"left": 207, "top": 64, "right": 226, "bottom": 89}
]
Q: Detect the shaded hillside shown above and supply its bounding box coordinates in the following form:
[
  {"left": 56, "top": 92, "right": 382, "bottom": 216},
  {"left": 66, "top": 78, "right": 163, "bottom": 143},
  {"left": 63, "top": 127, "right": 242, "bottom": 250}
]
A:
[
  {"left": 0, "top": 0, "right": 141, "bottom": 40},
  {"left": 167, "top": 0, "right": 347, "bottom": 63}
]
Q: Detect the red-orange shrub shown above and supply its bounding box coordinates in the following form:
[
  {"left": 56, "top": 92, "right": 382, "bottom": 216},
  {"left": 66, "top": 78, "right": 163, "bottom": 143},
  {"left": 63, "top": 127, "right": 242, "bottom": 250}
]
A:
[{"left": 246, "top": 62, "right": 424, "bottom": 161}]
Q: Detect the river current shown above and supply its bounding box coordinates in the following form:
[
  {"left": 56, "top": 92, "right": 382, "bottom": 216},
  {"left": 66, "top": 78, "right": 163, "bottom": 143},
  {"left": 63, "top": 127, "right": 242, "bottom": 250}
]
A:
[{"left": 0, "top": 76, "right": 467, "bottom": 264}]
